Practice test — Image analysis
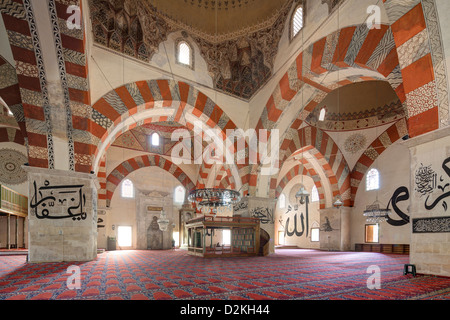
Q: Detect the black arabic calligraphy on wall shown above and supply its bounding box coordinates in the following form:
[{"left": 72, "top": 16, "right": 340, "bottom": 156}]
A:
[
  {"left": 386, "top": 157, "right": 450, "bottom": 227},
  {"left": 283, "top": 199, "right": 310, "bottom": 238},
  {"left": 30, "top": 180, "right": 87, "bottom": 221}
]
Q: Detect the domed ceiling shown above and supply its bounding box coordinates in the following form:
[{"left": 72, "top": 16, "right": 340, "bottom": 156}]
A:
[
  {"left": 88, "top": 0, "right": 294, "bottom": 100},
  {"left": 305, "top": 81, "right": 406, "bottom": 131},
  {"left": 147, "top": 0, "right": 291, "bottom": 37}
]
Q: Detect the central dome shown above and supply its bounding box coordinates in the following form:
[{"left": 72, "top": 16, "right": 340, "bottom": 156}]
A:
[{"left": 147, "top": 0, "right": 291, "bottom": 37}]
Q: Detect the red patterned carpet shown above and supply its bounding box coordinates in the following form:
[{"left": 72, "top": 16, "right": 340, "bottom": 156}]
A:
[{"left": 0, "top": 249, "right": 449, "bottom": 300}]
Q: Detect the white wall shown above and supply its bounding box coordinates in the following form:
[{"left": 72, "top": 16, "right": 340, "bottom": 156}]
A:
[
  {"left": 98, "top": 166, "right": 185, "bottom": 250},
  {"left": 275, "top": 175, "right": 321, "bottom": 249},
  {"left": 351, "top": 141, "right": 411, "bottom": 247}
]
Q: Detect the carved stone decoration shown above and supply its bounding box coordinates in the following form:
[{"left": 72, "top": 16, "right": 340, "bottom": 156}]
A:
[
  {"left": 88, "top": 0, "right": 294, "bottom": 100},
  {"left": 89, "top": 0, "right": 174, "bottom": 61},
  {"left": 321, "top": 0, "right": 343, "bottom": 13},
  {"left": 192, "top": 1, "right": 292, "bottom": 100}
]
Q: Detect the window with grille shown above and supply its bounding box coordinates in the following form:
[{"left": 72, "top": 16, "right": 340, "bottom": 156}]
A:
[
  {"left": 366, "top": 168, "right": 380, "bottom": 191},
  {"left": 121, "top": 179, "right": 134, "bottom": 199},
  {"left": 177, "top": 41, "right": 193, "bottom": 68},
  {"left": 151, "top": 132, "right": 160, "bottom": 147},
  {"left": 291, "top": 5, "right": 304, "bottom": 39},
  {"left": 279, "top": 194, "right": 286, "bottom": 209},
  {"left": 174, "top": 186, "right": 185, "bottom": 204}
]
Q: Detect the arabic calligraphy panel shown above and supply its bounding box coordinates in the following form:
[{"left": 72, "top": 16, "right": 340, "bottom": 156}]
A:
[{"left": 30, "top": 180, "right": 87, "bottom": 221}]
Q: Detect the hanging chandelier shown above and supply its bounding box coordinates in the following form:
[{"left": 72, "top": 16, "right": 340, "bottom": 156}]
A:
[
  {"left": 363, "top": 200, "right": 391, "bottom": 223},
  {"left": 188, "top": 188, "right": 241, "bottom": 215},
  {"left": 333, "top": 195, "right": 344, "bottom": 208},
  {"left": 295, "top": 186, "right": 310, "bottom": 205},
  {"left": 157, "top": 210, "right": 170, "bottom": 231}
]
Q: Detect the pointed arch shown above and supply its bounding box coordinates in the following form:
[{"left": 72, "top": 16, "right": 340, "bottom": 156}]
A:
[
  {"left": 269, "top": 126, "right": 351, "bottom": 207},
  {"left": 106, "top": 154, "right": 195, "bottom": 207},
  {"left": 90, "top": 79, "right": 244, "bottom": 194}
]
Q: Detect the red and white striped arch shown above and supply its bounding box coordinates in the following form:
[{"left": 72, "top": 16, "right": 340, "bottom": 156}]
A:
[
  {"left": 90, "top": 79, "right": 244, "bottom": 194},
  {"left": 105, "top": 154, "right": 195, "bottom": 207},
  {"left": 268, "top": 126, "right": 351, "bottom": 207},
  {"left": 350, "top": 118, "right": 408, "bottom": 202},
  {"left": 275, "top": 160, "right": 327, "bottom": 210}
]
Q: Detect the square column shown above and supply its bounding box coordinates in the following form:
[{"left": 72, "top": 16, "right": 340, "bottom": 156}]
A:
[
  {"left": 23, "top": 166, "right": 99, "bottom": 263},
  {"left": 403, "top": 126, "right": 450, "bottom": 277},
  {"left": 319, "top": 207, "right": 351, "bottom": 252}
]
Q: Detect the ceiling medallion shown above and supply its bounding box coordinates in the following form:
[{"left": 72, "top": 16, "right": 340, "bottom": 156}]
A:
[
  {"left": 344, "top": 133, "right": 367, "bottom": 154},
  {"left": 0, "top": 149, "right": 27, "bottom": 185},
  {"left": 188, "top": 188, "right": 241, "bottom": 215}
]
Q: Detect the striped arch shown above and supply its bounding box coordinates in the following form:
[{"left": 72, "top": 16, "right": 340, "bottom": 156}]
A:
[
  {"left": 0, "top": 127, "right": 25, "bottom": 145},
  {"left": 275, "top": 162, "right": 327, "bottom": 210},
  {"left": 0, "top": 0, "right": 91, "bottom": 171},
  {"left": 196, "top": 162, "right": 237, "bottom": 191},
  {"left": 90, "top": 79, "right": 245, "bottom": 193},
  {"left": 106, "top": 154, "right": 195, "bottom": 207},
  {"left": 350, "top": 118, "right": 408, "bottom": 202},
  {"left": 255, "top": 24, "right": 403, "bottom": 135},
  {"left": 97, "top": 155, "right": 107, "bottom": 208},
  {"left": 382, "top": 0, "right": 446, "bottom": 136},
  {"left": 250, "top": 24, "right": 403, "bottom": 196},
  {"left": 0, "top": 0, "right": 51, "bottom": 168},
  {"left": 215, "top": 165, "right": 236, "bottom": 190},
  {"left": 270, "top": 126, "right": 351, "bottom": 206},
  {"left": 0, "top": 56, "right": 27, "bottom": 139},
  {"left": 52, "top": 0, "right": 92, "bottom": 172}
]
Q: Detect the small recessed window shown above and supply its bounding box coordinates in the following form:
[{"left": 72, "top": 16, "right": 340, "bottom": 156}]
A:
[
  {"left": 366, "top": 168, "right": 380, "bottom": 191},
  {"left": 177, "top": 41, "right": 193, "bottom": 68},
  {"left": 121, "top": 179, "right": 134, "bottom": 198},
  {"left": 319, "top": 108, "right": 326, "bottom": 121},
  {"left": 151, "top": 132, "right": 160, "bottom": 147},
  {"left": 311, "top": 228, "right": 320, "bottom": 242},
  {"left": 365, "top": 224, "right": 379, "bottom": 243},
  {"left": 279, "top": 194, "right": 286, "bottom": 209},
  {"left": 291, "top": 5, "right": 304, "bottom": 39},
  {"left": 311, "top": 185, "right": 319, "bottom": 203}
]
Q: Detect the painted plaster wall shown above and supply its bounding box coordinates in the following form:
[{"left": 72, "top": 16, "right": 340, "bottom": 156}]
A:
[
  {"left": 406, "top": 129, "right": 450, "bottom": 277},
  {"left": 351, "top": 141, "right": 411, "bottom": 248},
  {"left": 100, "top": 166, "right": 184, "bottom": 250},
  {"left": 274, "top": 175, "right": 321, "bottom": 249}
]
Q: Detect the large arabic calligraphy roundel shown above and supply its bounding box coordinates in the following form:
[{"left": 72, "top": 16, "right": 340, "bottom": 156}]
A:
[{"left": 0, "top": 149, "right": 28, "bottom": 185}]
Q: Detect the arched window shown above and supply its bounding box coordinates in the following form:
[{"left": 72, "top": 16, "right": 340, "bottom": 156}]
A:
[
  {"left": 279, "top": 194, "right": 286, "bottom": 209},
  {"left": 121, "top": 179, "right": 134, "bottom": 198},
  {"left": 311, "top": 185, "right": 319, "bottom": 203},
  {"left": 291, "top": 5, "right": 304, "bottom": 39},
  {"left": 174, "top": 186, "right": 185, "bottom": 204},
  {"left": 366, "top": 168, "right": 380, "bottom": 191},
  {"left": 319, "top": 107, "right": 326, "bottom": 121},
  {"left": 151, "top": 132, "right": 160, "bottom": 147},
  {"left": 176, "top": 40, "right": 193, "bottom": 68}
]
